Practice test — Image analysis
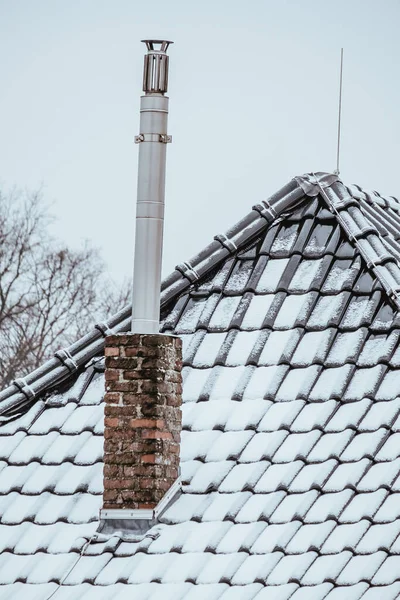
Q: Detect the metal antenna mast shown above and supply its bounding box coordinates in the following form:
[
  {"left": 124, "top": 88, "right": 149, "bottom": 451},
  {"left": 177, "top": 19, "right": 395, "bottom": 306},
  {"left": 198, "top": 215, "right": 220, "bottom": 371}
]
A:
[{"left": 335, "top": 48, "right": 344, "bottom": 176}]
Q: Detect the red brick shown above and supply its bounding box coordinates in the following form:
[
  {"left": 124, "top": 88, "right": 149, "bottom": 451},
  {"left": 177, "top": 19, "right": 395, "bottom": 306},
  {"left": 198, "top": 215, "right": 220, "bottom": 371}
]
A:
[
  {"left": 105, "top": 404, "right": 137, "bottom": 417},
  {"left": 105, "top": 369, "right": 119, "bottom": 381},
  {"left": 124, "top": 347, "right": 140, "bottom": 357},
  {"left": 123, "top": 370, "right": 142, "bottom": 380},
  {"left": 129, "top": 418, "right": 155, "bottom": 429},
  {"left": 103, "top": 490, "right": 118, "bottom": 502},
  {"left": 141, "top": 429, "right": 173, "bottom": 440},
  {"left": 106, "top": 381, "right": 141, "bottom": 393},
  {"left": 105, "top": 347, "right": 120, "bottom": 357},
  {"left": 104, "top": 478, "right": 136, "bottom": 490},
  {"left": 104, "top": 392, "right": 121, "bottom": 405},
  {"left": 141, "top": 454, "right": 157, "bottom": 464},
  {"left": 104, "top": 417, "right": 119, "bottom": 428},
  {"left": 105, "top": 334, "right": 135, "bottom": 346},
  {"left": 106, "top": 357, "right": 138, "bottom": 369}
]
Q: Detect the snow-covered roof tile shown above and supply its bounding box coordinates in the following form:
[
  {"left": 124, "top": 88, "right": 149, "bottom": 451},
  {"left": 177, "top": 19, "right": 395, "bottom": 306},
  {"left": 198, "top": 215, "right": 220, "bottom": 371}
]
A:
[
  {"left": 307, "top": 431, "right": 354, "bottom": 463},
  {"left": 257, "top": 401, "right": 304, "bottom": 432},
  {"left": 360, "top": 583, "right": 400, "bottom": 600},
  {"left": 290, "top": 400, "right": 338, "bottom": 433},
  {"left": 375, "top": 432, "right": 400, "bottom": 462},
  {"left": 339, "top": 490, "right": 388, "bottom": 523},
  {"left": 324, "top": 399, "right": 372, "bottom": 433},
  {"left": 216, "top": 522, "right": 266, "bottom": 554},
  {"left": 267, "top": 551, "right": 317, "bottom": 584},
  {"left": 272, "top": 431, "right": 321, "bottom": 463},
  {"left": 336, "top": 552, "right": 387, "bottom": 585},
  {"left": 231, "top": 552, "right": 283, "bottom": 585},
  {"left": 219, "top": 462, "right": 268, "bottom": 492},
  {"left": 269, "top": 491, "right": 318, "bottom": 524},
  {"left": 235, "top": 492, "right": 285, "bottom": 524},
  {"left": 239, "top": 431, "right": 288, "bottom": 463},
  {"left": 357, "top": 458, "right": 400, "bottom": 492},
  {"left": 371, "top": 555, "right": 400, "bottom": 585},
  {"left": 358, "top": 398, "right": 400, "bottom": 431},
  {"left": 324, "top": 584, "right": 369, "bottom": 600},
  {"left": 340, "top": 429, "right": 388, "bottom": 462},
  {"left": 285, "top": 521, "right": 335, "bottom": 554},
  {"left": 250, "top": 522, "right": 300, "bottom": 554},
  {"left": 323, "top": 459, "right": 371, "bottom": 492},
  {"left": 304, "top": 490, "right": 354, "bottom": 523},
  {"left": 301, "top": 551, "right": 352, "bottom": 585},
  {"left": 320, "top": 521, "right": 370, "bottom": 554},
  {"left": 254, "top": 461, "right": 303, "bottom": 493},
  {"left": 309, "top": 365, "right": 354, "bottom": 402},
  {"left": 356, "top": 520, "right": 400, "bottom": 554}
]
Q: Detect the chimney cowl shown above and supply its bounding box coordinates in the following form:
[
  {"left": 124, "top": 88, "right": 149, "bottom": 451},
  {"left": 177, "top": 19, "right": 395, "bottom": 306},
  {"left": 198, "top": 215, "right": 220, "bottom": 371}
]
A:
[{"left": 141, "top": 39, "right": 173, "bottom": 95}]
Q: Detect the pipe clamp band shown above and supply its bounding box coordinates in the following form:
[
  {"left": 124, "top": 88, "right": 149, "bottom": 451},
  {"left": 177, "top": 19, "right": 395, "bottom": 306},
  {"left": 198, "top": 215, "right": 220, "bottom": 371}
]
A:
[
  {"left": 55, "top": 349, "right": 78, "bottom": 373},
  {"left": 95, "top": 322, "right": 115, "bottom": 337},
  {"left": 13, "top": 378, "right": 36, "bottom": 400},
  {"left": 135, "top": 134, "right": 172, "bottom": 144},
  {"left": 136, "top": 201, "right": 165, "bottom": 219},
  {"left": 176, "top": 262, "right": 200, "bottom": 282},
  {"left": 214, "top": 233, "right": 237, "bottom": 253}
]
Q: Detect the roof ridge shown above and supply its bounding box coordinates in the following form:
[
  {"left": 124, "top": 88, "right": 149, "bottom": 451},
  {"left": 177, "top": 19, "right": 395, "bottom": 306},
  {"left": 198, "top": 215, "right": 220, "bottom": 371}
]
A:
[
  {"left": 317, "top": 178, "right": 400, "bottom": 310},
  {"left": 348, "top": 184, "right": 400, "bottom": 213},
  {"left": 0, "top": 176, "right": 308, "bottom": 419},
  {"left": 3, "top": 171, "right": 400, "bottom": 421}
]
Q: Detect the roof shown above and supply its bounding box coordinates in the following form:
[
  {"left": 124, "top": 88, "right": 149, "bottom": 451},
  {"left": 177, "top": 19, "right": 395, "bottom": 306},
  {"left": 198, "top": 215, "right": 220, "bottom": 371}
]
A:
[{"left": 2, "top": 172, "right": 400, "bottom": 599}]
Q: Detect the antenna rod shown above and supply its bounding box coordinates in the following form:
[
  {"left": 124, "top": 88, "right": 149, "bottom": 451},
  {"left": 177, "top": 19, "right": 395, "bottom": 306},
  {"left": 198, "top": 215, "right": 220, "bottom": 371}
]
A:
[{"left": 335, "top": 48, "right": 344, "bottom": 175}]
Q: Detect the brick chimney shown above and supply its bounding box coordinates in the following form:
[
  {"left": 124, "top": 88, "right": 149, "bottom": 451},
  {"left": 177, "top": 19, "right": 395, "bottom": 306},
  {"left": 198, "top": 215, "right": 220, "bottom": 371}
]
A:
[
  {"left": 103, "top": 333, "right": 182, "bottom": 510},
  {"left": 101, "top": 41, "right": 181, "bottom": 518}
]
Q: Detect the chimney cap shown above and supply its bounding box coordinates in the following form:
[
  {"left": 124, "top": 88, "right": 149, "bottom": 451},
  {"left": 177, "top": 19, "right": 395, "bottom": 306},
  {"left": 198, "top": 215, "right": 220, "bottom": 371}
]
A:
[
  {"left": 141, "top": 40, "right": 173, "bottom": 53},
  {"left": 141, "top": 40, "right": 173, "bottom": 95}
]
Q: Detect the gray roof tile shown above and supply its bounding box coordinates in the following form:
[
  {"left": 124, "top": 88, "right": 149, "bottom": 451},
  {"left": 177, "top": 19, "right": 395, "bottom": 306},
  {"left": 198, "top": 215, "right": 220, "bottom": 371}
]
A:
[
  {"left": 304, "top": 490, "right": 354, "bottom": 523},
  {"left": 301, "top": 551, "right": 352, "bottom": 585},
  {"left": 250, "top": 522, "right": 301, "bottom": 554},
  {"left": 361, "top": 583, "right": 400, "bottom": 600},
  {"left": 285, "top": 521, "right": 336, "bottom": 554},
  {"left": 324, "top": 584, "right": 369, "bottom": 600},
  {"left": 320, "top": 521, "right": 371, "bottom": 554},
  {"left": 336, "top": 552, "right": 387, "bottom": 585},
  {"left": 323, "top": 459, "right": 371, "bottom": 492},
  {"left": 289, "top": 585, "right": 333, "bottom": 600},
  {"left": 232, "top": 552, "right": 283, "bottom": 585},
  {"left": 371, "top": 555, "right": 400, "bottom": 585},
  {"left": 216, "top": 522, "right": 265, "bottom": 554},
  {"left": 267, "top": 551, "right": 317, "bottom": 584},
  {"left": 356, "top": 520, "right": 400, "bottom": 554},
  {"left": 339, "top": 490, "right": 388, "bottom": 523}
]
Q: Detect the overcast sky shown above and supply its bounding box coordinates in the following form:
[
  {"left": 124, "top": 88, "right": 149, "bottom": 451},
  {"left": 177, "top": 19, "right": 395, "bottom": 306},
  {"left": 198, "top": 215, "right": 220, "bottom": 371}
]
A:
[{"left": 1, "top": 0, "right": 400, "bottom": 285}]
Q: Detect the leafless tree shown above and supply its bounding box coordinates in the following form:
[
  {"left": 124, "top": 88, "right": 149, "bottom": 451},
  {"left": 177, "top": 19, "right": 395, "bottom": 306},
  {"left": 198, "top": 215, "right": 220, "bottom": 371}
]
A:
[{"left": 0, "top": 187, "right": 130, "bottom": 388}]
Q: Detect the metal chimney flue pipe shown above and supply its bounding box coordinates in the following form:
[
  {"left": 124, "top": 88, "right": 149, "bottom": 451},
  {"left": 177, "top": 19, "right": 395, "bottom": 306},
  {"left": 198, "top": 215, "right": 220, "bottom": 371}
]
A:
[{"left": 131, "top": 40, "right": 173, "bottom": 334}]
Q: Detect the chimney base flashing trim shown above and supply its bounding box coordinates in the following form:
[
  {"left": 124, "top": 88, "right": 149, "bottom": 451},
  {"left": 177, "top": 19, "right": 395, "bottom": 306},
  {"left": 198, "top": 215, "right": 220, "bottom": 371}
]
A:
[
  {"left": 100, "top": 477, "right": 182, "bottom": 522},
  {"left": 98, "top": 517, "right": 157, "bottom": 541},
  {"left": 100, "top": 508, "right": 154, "bottom": 521}
]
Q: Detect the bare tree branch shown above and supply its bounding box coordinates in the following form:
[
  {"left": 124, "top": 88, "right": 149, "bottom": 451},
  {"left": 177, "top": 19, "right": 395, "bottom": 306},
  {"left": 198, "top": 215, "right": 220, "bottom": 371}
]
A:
[{"left": 0, "top": 188, "right": 130, "bottom": 388}]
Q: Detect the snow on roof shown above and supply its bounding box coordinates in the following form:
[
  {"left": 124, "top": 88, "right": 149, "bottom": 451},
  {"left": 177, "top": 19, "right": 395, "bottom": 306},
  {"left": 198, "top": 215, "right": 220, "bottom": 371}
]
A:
[{"left": 2, "top": 172, "right": 400, "bottom": 598}]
